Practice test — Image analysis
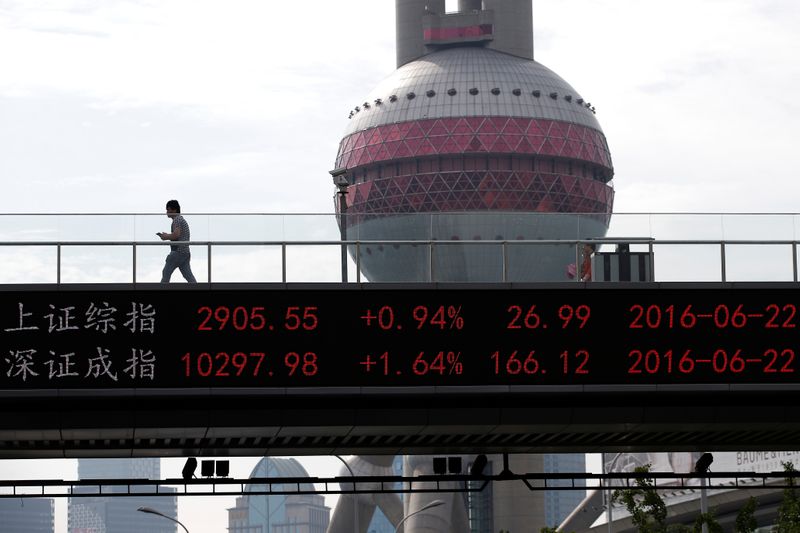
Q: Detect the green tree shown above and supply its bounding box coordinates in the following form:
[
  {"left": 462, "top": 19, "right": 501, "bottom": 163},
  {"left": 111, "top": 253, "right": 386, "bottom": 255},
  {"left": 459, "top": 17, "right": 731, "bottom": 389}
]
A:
[
  {"left": 610, "top": 464, "right": 723, "bottom": 533},
  {"left": 612, "top": 464, "right": 668, "bottom": 533},
  {"left": 691, "top": 509, "right": 723, "bottom": 533},
  {"left": 734, "top": 496, "right": 758, "bottom": 533},
  {"left": 775, "top": 461, "right": 800, "bottom": 533}
]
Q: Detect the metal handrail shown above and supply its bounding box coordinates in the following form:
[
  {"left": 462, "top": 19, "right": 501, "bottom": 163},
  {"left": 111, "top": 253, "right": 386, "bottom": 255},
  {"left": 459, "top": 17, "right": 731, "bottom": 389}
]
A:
[
  {"left": 0, "top": 237, "right": 798, "bottom": 284},
  {"left": 0, "top": 470, "right": 797, "bottom": 499},
  {"left": 2, "top": 210, "right": 800, "bottom": 215}
]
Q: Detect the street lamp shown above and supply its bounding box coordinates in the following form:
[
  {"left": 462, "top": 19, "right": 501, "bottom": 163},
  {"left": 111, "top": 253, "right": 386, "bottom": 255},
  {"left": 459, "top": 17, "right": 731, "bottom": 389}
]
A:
[
  {"left": 330, "top": 168, "right": 349, "bottom": 283},
  {"left": 334, "top": 454, "right": 358, "bottom": 533},
  {"left": 137, "top": 506, "right": 190, "bottom": 533},
  {"left": 394, "top": 499, "right": 445, "bottom": 532},
  {"left": 695, "top": 453, "right": 714, "bottom": 533}
]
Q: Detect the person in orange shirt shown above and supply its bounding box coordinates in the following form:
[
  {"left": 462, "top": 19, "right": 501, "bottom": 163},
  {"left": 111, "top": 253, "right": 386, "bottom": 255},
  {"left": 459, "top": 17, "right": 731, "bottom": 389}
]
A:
[{"left": 580, "top": 243, "right": 596, "bottom": 282}]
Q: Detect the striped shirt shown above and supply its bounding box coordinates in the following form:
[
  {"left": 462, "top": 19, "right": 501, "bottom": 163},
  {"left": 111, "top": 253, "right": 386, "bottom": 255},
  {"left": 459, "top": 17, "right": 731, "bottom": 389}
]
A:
[{"left": 171, "top": 215, "right": 191, "bottom": 254}]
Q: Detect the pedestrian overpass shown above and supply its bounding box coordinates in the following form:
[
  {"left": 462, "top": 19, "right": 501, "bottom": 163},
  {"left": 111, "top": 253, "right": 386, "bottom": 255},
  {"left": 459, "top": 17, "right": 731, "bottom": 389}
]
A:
[{"left": 1, "top": 213, "right": 800, "bottom": 458}]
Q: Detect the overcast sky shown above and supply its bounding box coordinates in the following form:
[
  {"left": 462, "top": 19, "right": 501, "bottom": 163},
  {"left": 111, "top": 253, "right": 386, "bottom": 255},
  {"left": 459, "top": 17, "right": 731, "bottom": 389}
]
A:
[
  {"left": 1, "top": 0, "right": 799, "bottom": 530},
  {"left": 2, "top": 0, "right": 799, "bottom": 216}
]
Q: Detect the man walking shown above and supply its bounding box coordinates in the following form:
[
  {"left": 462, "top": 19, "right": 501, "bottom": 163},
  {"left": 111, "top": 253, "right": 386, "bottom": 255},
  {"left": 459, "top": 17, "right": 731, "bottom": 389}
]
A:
[{"left": 158, "top": 199, "right": 197, "bottom": 283}]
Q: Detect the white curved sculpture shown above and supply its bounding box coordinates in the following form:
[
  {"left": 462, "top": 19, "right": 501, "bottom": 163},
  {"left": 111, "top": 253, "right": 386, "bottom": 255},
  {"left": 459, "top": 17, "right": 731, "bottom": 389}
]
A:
[
  {"left": 401, "top": 455, "right": 470, "bottom": 533},
  {"left": 326, "top": 455, "right": 404, "bottom": 533},
  {"left": 326, "top": 455, "right": 470, "bottom": 533}
]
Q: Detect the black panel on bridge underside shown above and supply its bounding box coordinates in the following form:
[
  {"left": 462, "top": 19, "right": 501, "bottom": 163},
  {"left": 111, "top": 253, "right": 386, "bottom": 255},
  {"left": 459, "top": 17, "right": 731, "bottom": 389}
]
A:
[
  {"left": 2, "top": 386, "right": 799, "bottom": 458},
  {"left": 0, "top": 282, "right": 799, "bottom": 458}
]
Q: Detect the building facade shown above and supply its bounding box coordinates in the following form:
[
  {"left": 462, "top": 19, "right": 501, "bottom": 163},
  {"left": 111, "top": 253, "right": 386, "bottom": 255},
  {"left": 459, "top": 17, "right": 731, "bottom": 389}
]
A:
[
  {"left": 0, "top": 498, "right": 54, "bottom": 533},
  {"left": 68, "top": 458, "right": 178, "bottom": 533},
  {"left": 544, "top": 454, "right": 586, "bottom": 528},
  {"left": 227, "top": 457, "right": 329, "bottom": 533}
]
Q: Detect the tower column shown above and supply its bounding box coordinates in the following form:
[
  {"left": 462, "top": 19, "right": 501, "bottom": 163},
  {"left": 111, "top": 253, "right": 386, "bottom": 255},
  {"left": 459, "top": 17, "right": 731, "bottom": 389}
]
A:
[
  {"left": 396, "top": 0, "right": 445, "bottom": 67},
  {"left": 483, "top": 0, "right": 533, "bottom": 59}
]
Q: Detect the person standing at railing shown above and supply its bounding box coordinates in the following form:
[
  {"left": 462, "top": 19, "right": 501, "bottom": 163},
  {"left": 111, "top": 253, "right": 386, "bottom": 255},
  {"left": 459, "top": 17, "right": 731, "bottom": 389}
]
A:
[
  {"left": 580, "top": 242, "right": 596, "bottom": 282},
  {"left": 157, "top": 199, "right": 197, "bottom": 283}
]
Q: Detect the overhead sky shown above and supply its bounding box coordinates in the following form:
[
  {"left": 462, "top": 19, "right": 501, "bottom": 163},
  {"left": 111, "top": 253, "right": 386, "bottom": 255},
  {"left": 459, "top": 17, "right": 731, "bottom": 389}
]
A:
[
  {"left": 1, "top": 0, "right": 799, "bottom": 531},
  {"left": 1, "top": 0, "right": 799, "bottom": 216}
]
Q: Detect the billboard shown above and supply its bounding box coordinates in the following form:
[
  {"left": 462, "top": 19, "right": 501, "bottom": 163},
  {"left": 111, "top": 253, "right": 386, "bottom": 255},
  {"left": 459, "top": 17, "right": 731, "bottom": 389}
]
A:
[{"left": 603, "top": 451, "right": 800, "bottom": 487}]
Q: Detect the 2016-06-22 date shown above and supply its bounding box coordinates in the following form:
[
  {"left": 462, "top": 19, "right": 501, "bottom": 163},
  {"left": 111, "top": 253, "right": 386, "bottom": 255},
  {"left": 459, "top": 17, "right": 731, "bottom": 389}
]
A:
[{"left": 627, "top": 348, "right": 796, "bottom": 375}]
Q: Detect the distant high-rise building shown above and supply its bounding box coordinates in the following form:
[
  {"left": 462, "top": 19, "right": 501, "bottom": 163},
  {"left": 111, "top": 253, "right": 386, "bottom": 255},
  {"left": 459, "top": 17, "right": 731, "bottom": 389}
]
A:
[
  {"left": 544, "top": 454, "right": 586, "bottom": 527},
  {"left": 227, "top": 457, "right": 329, "bottom": 533},
  {"left": 467, "top": 457, "right": 494, "bottom": 533},
  {"left": 69, "top": 458, "right": 177, "bottom": 533},
  {"left": 77, "top": 458, "right": 161, "bottom": 480},
  {"left": 0, "top": 498, "right": 54, "bottom": 533}
]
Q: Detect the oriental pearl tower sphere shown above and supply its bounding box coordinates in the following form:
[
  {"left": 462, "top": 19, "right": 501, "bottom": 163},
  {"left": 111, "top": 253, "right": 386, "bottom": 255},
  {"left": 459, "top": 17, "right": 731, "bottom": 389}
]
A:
[{"left": 332, "top": 0, "right": 614, "bottom": 282}]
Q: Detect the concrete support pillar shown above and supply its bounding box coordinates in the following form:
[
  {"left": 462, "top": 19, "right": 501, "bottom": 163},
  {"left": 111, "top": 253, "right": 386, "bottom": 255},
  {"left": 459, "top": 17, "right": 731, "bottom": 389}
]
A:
[
  {"left": 458, "top": 0, "right": 482, "bottom": 12},
  {"left": 483, "top": 0, "right": 533, "bottom": 59},
  {"left": 396, "top": 0, "right": 445, "bottom": 67},
  {"left": 491, "top": 454, "right": 545, "bottom": 532}
]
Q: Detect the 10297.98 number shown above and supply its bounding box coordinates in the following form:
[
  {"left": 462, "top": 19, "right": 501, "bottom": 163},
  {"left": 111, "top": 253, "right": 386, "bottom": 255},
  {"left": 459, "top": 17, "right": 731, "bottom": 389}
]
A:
[{"left": 181, "top": 351, "right": 319, "bottom": 377}]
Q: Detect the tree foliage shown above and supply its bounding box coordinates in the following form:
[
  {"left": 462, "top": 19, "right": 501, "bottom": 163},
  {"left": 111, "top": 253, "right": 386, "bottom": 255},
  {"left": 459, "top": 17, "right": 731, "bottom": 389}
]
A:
[
  {"left": 610, "top": 464, "right": 723, "bottom": 533},
  {"left": 612, "top": 464, "right": 669, "bottom": 533},
  {"left": 540, "top": 527, "right": 574, "bottom": 533},
  {"left": 775, "top": 461, "right": 800, "bottom": 533},
  {"left": 692, "top": 509, "right": 723, "bottom": 533},
  {"left": 734, "top": 496, "right": 758, "bottom": 533}
]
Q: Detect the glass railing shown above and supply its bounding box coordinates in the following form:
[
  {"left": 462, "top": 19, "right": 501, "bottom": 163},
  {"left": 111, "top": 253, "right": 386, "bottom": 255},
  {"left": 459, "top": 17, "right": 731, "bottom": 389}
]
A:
[{"left": 0, "top": 213, "right": 798, "bottom": 284}]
